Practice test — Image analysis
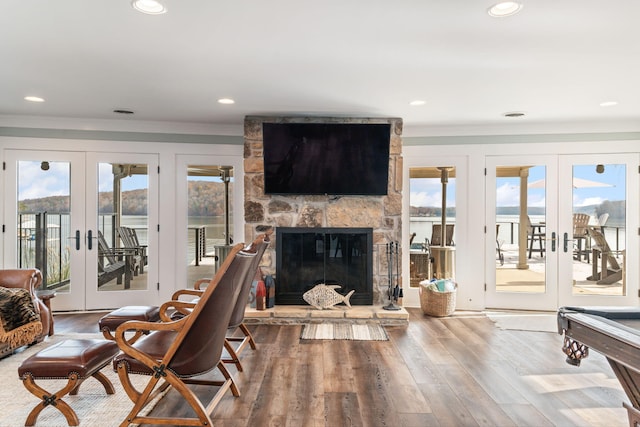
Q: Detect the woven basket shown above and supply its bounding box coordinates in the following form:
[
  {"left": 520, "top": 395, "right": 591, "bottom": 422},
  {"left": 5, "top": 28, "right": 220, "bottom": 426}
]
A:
[{"left": 419, "top": 282, "right": 457, "bottom": 317}]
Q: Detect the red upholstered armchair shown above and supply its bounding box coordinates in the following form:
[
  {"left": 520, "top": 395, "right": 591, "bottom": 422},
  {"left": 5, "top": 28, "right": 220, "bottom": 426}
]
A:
[{"left": 0, "top": 269, "right": 50, "bottom": 358}]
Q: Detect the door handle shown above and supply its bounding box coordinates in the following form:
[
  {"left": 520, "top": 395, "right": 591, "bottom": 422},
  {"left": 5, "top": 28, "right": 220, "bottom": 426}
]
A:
[
  {"left": 74, "top": 230, "right": 81, "bottom": 250},
  {"left": 551, "top": 232, "right": 556, "bottom": 252},
  {"left": 563, "top": 232, "right": 569, "bottom": 253},
  {"left": 87, "top": 230, "right": 93, "bottom": 250}
]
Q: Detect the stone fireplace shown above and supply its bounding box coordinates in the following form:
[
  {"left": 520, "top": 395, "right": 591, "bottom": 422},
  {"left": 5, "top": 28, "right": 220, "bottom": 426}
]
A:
[
  {"left": 243, "top": 116, "right": 403, "bottom": 305},
  {"left": 276, "top": 227, "right": 373, "bottom": 305}
]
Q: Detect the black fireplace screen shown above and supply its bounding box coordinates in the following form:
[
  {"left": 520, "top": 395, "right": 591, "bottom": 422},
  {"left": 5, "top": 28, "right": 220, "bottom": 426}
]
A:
[{"left": 275, "top": 227, "right": 373, "bottom": 305}]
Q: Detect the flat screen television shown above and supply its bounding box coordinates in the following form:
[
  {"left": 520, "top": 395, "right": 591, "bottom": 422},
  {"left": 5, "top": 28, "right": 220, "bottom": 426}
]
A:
[{"left": 262, "top": 122, "right": 391, "bottom": 195}]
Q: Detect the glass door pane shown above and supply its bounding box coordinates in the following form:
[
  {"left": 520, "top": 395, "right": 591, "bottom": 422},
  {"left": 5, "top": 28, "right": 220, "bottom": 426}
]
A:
[
  {"left": 485, "top": 156, "right": 558, "bottom": 311},
  {"left": 571, "top": 164, "right": 625, "bottom": 296},
  {"left": 495, "top": 165, "right": 547, "bottom": 294},
  {"left": 186, "top": 165, "right": 234, "bottom": 285},
  {"left": 558, "top": 153, "right": 638, "bottom": 307},
  {"left": 409, "top": 166, "right": 456, "bottom": 287},
  {"left": 85, "top": 153, "right": 159, "bottom": 310},
  {"left": 96, "top": 162, "right": 149, "bottom": 292},
  {"left": 17, "top": 161, "right": 71, "bottom": 291}
]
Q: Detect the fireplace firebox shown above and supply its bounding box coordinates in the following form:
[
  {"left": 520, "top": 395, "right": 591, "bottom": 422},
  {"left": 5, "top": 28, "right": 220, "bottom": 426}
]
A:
[{"left": 275, "top": 227, "right": 373, "bottom": 305}]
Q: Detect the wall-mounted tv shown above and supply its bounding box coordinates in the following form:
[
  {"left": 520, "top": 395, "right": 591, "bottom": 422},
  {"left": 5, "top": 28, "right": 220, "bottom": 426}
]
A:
[{"left": 262, "top": 122, "right": 391, "bottom": 196}]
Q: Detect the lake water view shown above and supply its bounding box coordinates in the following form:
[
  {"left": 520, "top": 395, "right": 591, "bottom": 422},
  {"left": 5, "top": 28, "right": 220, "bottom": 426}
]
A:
[
  {"left": 410, "top": 215, "right": 626, "bottom": 251},
  {"left": 118, "top": 215, "right": 229, "bottom": 264}
]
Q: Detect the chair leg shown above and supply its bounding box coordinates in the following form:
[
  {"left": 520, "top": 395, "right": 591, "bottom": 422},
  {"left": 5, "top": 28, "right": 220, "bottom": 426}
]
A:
[
  {"left": 217, "top": 361, "right": 241, "bottom": 397},
  {"left": 539, "top": 235, "right": 545, "bottom": 257},
  {"left": 222, "top": 323, "right": 257, "bottom": 371},
  {"left": 22, "top": 373, "right": 82, "bottom": 427},
  {"left": 239, "top": 323, "right": 257, "bottom": 350},
  {"left": 223, "top": 338, "right": 243, "bottom": 372}
]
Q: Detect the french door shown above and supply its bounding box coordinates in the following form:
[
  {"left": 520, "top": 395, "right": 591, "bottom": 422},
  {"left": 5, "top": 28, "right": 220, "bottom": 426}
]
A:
[
  {"left": 486, "top": 153, "right": 638, "bottom": 310},
  {"left": 4, "top": 149, "right": 159, "bottom": 311}
]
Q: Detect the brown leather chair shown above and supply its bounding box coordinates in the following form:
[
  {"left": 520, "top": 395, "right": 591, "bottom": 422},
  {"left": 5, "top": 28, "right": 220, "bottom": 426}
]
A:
[
  {"left": 221, "top": 231, "right": 271, "bottom": 370},
  {"left": 173, "top": 230, "right": 272, "bottom": 372},
  {"left": 112, "top": 242, "right": 259, "bottom": 426},
  {"left": 0, "top": 268, "right": 50, "bottom": 358}
]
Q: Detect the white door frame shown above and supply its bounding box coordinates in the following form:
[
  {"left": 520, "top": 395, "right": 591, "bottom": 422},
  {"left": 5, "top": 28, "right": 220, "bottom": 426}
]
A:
[
  {"left": 402, "top": 155, "right": 468, "bottom": 308},
  {"left": 4, "top": 150, "right": 87, "bottom": 310},
  {"left": 557, "top": 153, "right": 638, "bottom": 307},
  {"left": 84, "top": 152, "right": 160, "bottom": 310},
  {"left": 485, "top": 155, "right": 559, "bottom": 310}
]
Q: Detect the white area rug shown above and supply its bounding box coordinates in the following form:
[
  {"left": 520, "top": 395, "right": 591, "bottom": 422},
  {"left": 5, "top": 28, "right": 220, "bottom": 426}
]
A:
[
  {"left": 301, "top": 323, "right": 388, "bottom": 341},
  {"left": 0, "top": 333, "right": 165, "bottom": 427},
  {"left": 485, "top": 311, "right": 558, "bottom": 333}
]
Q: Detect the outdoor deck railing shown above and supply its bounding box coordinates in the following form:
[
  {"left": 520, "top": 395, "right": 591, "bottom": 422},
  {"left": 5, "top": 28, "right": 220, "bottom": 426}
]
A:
[
  {"left": 18, "top": 212, "right": 119, "bottom": 290},
  {"left": 411, "top": 218, "right": 625, "bottom": 256}
]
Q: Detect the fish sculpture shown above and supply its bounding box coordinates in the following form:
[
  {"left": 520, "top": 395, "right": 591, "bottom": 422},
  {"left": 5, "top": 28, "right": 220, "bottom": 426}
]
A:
[{"left": 303, "top": 284, "right": 355, "bottom": 310}]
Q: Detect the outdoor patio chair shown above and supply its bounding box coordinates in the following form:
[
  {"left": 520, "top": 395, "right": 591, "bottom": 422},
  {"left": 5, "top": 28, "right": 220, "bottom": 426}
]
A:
[
  {"left": 97, "top": 231, "right": 131, "bottom": 288},
  {"left": 425, "top": 224, "right": 455, "bottom": 248},
  {"left": 586, "top": 227, "right": 624, "bottom": 285},
  {"left": 112, "top": 242, "right": 258, "bottom": 427},
  {"left": 573, "top": 213, "right": 590, "bottom": 262},
  {"left": 117, "top": 226, "right": 147, "bottom": 274},
  {"left": 526, "top": 216, "right": 545, "bottom": 258}
]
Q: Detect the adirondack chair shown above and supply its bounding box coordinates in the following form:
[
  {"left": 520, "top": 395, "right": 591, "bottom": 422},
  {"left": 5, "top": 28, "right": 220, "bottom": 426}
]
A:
[
  {"left": 430, "top": 223, "right": 455, "bottom": 247},
  {"left": 172, "top": 229, "right": 273, "bottom": 372},
  {"left": 117, "top": 226, "right": 147, "bottom": 274},
  {"left": 586, "top": 227, "right": 625, "bottom": 285},
  {"left": 97, "top": 231, "right": 131, "bottom": 288},
  {"left": 573, "top": 213, "right": 591, "bottom": 261},
  {"left": 112, "top": 241, "right": 258, "bottom": 426}
]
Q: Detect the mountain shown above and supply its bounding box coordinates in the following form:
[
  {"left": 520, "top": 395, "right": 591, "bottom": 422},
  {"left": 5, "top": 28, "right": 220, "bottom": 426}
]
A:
[{"left": 18, "top": 180, "right": 228, "bottom": 216}]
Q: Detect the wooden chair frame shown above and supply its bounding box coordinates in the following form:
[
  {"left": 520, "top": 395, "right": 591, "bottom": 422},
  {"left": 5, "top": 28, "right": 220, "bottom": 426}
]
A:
[{"left": 113, "top": 241, "right": 258, "bottom": 426}]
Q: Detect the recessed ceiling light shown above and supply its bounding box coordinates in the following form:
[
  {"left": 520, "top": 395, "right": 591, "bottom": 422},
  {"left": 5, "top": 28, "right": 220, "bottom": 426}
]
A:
[
  {"left": 409, "top": 100, "right": 426, "bottom": 106},
  {"left": 218, "top": 98, "right": 235, "bottom": 105},
  {"left": 131, "top": 0, "right": 167, "bottom": 15},
  {"left": 599, "top": 101, "right": 618, "bottom": 107},
  {"left": 113, "top": 109, "right": 135, "bottom": 115},
  {"left": 24, "top": 96, "right": 45, "bottom": 103},
  {"left": 503, "top": 111, "right": 526, "bottom": 118},
  {"left": 488, "top": 2, "right": 523, "bottom": 18}
]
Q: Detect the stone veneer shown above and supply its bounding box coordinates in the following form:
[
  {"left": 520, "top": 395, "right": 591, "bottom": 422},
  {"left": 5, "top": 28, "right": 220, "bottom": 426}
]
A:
[{"left": 243, "top": 116, "right": 403, "bottom": 305}]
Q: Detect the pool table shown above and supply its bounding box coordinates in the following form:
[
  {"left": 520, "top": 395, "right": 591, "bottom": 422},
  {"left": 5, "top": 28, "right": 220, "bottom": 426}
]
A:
[{"left": 558, "top": 306, "right": 640, "bottom": 427}]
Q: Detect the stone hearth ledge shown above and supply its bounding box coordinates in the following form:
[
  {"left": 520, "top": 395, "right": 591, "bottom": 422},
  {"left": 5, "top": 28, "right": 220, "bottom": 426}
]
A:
[{"left": 244, "top": 305, "right": 409, "bottom": 326}]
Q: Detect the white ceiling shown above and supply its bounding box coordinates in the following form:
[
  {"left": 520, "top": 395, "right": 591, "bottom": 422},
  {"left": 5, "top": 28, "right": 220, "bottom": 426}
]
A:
[{"left": 2, "top": 0, "right": 640, "bottom": 137}]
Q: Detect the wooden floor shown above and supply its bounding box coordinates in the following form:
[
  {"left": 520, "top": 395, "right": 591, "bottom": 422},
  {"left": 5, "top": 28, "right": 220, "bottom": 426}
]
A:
[{"left": 54, "top": 309, "right": 628, "bottom": 427}]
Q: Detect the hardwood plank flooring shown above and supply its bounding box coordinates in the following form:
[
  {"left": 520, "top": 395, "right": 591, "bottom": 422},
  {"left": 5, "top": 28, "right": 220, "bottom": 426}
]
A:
[{"left": 50, "top": 309, "right": 628, "bottom": 426}]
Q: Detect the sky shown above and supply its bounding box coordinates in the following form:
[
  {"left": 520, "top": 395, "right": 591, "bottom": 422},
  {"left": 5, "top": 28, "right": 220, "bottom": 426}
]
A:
[
  {"left": 410, "top": 163, "right": 626, "bottom": 209},
  {"left": 18, "top": 161, "right": 230, "bottom": 200},
  {"left": 18, "top": 161, "right": 150, "bottom": 200},
  {"left": 19, "top": 160, "right": 624, "bottom": 209}
]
